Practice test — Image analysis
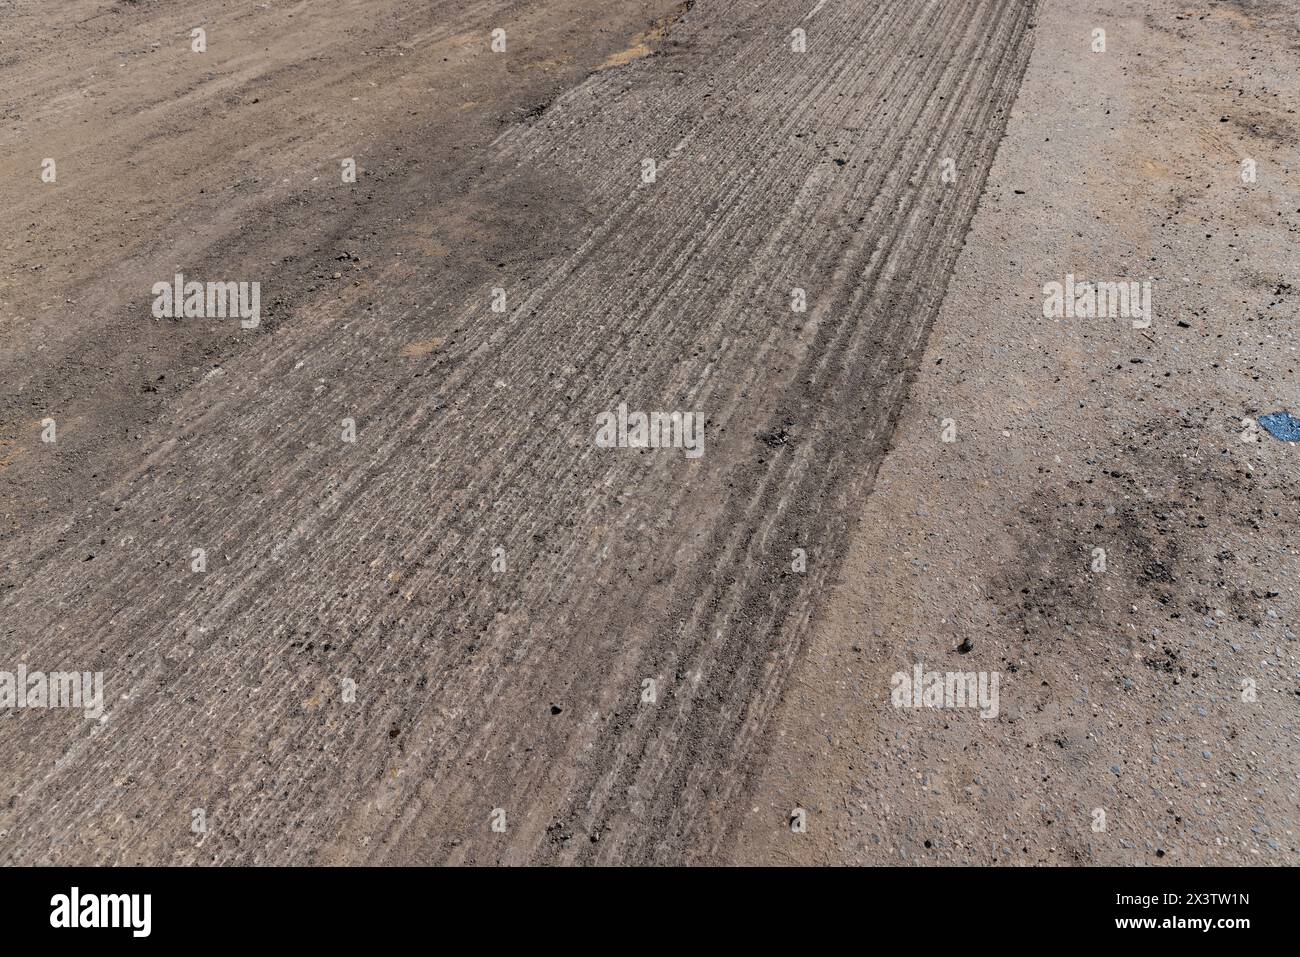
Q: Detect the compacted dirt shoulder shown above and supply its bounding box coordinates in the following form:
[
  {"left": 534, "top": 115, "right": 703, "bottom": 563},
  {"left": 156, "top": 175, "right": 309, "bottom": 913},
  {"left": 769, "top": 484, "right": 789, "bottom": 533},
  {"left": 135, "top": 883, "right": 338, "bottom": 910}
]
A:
[{"left": 733, "top": 0, "right": 1299, "bottom": 866}]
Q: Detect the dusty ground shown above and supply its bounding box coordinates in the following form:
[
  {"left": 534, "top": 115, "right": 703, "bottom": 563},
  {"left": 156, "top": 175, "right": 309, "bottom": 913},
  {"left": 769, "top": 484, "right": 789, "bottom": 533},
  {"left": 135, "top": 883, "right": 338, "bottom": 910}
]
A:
[
  {"left": 0, "top": 0, "right": 686, "bottom": 530},
  {"left": 0, "top": 0, "right": 1293, "bottom": 866}
]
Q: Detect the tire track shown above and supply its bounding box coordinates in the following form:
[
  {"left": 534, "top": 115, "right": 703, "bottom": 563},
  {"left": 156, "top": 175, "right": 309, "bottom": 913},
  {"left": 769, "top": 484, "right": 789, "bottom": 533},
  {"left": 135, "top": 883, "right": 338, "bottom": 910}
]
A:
[{"left": 0, "top": 0, "right": 1038, "bottom": 864}]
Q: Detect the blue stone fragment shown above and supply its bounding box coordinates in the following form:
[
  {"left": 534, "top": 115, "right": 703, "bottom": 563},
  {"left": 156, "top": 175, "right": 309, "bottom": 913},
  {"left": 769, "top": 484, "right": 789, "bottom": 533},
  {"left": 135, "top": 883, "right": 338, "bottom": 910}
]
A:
[{"left": 1258, "top": 412, "right": 1300, "bottom": 442}]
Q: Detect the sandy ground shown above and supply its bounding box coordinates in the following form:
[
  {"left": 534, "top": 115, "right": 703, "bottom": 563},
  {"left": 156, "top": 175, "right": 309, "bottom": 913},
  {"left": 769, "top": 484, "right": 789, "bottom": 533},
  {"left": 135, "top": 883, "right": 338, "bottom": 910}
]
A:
[
  {"left": 734, "top": 0, "right": 1299, "bottom": 865},
  {"left": 1, "top": 0, "right": 1294, "bottom": 866}
]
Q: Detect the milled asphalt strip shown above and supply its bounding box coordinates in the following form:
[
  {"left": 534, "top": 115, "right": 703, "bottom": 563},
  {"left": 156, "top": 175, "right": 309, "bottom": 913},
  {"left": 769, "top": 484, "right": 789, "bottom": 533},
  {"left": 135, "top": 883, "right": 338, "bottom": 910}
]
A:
[
  {"left": 0, "top": 0, "right": 1038, "bottom": 864},
  {"left": 522, "top": 0, "right": 1042, "bottom": 865}
]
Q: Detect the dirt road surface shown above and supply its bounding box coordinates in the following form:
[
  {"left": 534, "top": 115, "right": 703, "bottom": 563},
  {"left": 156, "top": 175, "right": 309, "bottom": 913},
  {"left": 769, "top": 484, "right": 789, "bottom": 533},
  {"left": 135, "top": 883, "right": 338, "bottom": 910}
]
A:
[{"left": 1, "top": 0, "right": 1293, "bottom": 866}]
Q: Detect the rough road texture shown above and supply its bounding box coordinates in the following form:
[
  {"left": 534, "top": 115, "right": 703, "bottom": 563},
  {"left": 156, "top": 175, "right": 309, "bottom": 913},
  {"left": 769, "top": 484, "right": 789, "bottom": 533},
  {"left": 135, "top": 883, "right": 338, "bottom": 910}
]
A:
[
  {"left": 2, "top": 0, "right": 1038, "bottom": 864},
  {"left": 736, "top": 0, "right": 1299, "bottom": 865}
]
